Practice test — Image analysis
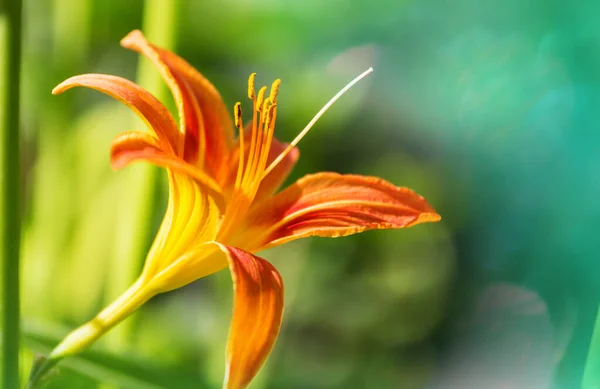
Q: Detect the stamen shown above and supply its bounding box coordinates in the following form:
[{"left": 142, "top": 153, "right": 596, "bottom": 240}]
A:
[
  {"left": 251, "top": 104, "right": 277, "bottom": 188},
  {"left": 262, "top": 67, "right": 374, "bottom": 179},
  {"left": 233, "top": 102, "right": 243, "bottom": 129},
  {"left": 256, "top": 86, "right": 267, "bottom": 112},
  {"left": 244, "top": 87, "right": 261, "bottom": 187},
  {"left": 269, "top": 79, "right": 281, "bottom": 103},
  {"left": 261, "top": 97, "right": 272, "bottom": 121},
  {"left": 233, "top": 102, "right": 245, "bottom": 189},
  {"left": 246, "top": 96, "right": 267, "bottom": 186},
  {"left": 248, "top": 73, "right": 256, "bottom": 99},
  {"left": 265, "top": 103, "right": 276, "bottom": 130}
]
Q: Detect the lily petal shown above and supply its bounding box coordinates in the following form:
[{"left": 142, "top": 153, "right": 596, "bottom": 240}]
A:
[
  {"left": 121, "top": 30, "right": 233, "bottom": 176},
  {"left": 238, "top": 172, "right": 441, "bottom": 251},
  {"left": 143, "top": 174, "right": 222, "bottom": 286},
  {"left": 216, "top": 243, "right": 284, "bottom": 389},
  {"left": 110, "top": 134, "right": 225, "bottom": 209},
  {"left": 53, "top": 74, "right": 179, "bottom": 152},
  {"left": 218, "top": 133, "right": 300, "bottom": 201},
  {"left": 255, "top": 140, "right": 300, "bottom": 200},
  {"left": 146, "top": 241, "right": 284, "bottom": 389},
  {"left": 110, "top": 130, "right": 161, "bottom": 167}
]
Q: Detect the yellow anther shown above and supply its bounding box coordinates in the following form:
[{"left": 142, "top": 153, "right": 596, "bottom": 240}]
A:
[
  {"left": 248, "top": 73, "right": 257, "bottom": 99},
  {"left": 269, "top": 79, "right": 281, "bottom": 103},
  {"left": 233, "top": 102, "right": 243, "bottom": 129},
  {"left": 256, "top": 86, "right": 267, "bottom": 112},
  {"left": 265, "top": 104, "right": 277, "bottom": 129},
  {"left": 261, "top": 98, "right": 272, "bottom": 121}
]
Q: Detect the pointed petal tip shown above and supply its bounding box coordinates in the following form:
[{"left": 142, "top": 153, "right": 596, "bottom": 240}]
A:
[
  {"left": 52, "top": 74, "right": 100, "bottom": 95},
  {"left": 52, "top": 78, "right": 73, "bottom": 95},
  {"left": 241, "top": 173, "right": 443, "bottom": 250},
  {"left": 415, "top": 211, "right": 442, "bottom": 225},
  {"left": 120, "top": 29, "right": 145, "bottom": 48}
]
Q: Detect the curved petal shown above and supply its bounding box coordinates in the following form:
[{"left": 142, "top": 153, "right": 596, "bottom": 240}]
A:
[
  {"left": 110, "top": 131, "right": 161, "bottom": 167},
  {"left": 218, "top": 133, "right": 300, "bottom": 202},
  {"left": 150, "top": 241, "right": 284, "bottom": 389},
  {"left": 110, "top": 134, "right": 225, "bottom": 210},
  {"left": 121, "top": 30, "right": 201, "bottom": 163},
  {"left": 142, "top": 174, "right": 222, "bottom": 289},
  {"left": 237, "top": 172, "right": 441, "bottom": 251},
  {"left": 53, "top": 74, "right": 179, "bottom": 152},
  {"left": 121, "top": 30, "right": 233, "bottom": 176},
  {"left": 215, "top": 243, "right": 284, "bottom": 389}
]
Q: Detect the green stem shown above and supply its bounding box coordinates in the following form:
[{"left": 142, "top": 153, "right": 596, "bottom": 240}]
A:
[
  {"left": 1, "top": 0, "right": 23, "bottom": 388},
  {"left": 26, "top": 278, "right": 155, "bottom": 389},
  {"left": 583, "top": 304, "right": 600, "bottom": 388}
]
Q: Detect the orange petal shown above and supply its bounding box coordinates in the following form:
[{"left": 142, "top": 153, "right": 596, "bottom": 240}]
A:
[
  {"left": 110, "top": 131, "right": 161, "bottom": 168},
  {"left": 53, "top": 74, "right": 179, "bottom": 152},
  {"left": 238, "top": 172, "right": 441, "bottom": 251},
  {"left": 255, "top": 140, "right": 299, "bottom": 200},
  {"left": 110, "top": 133, "right": 225, "bottom": 210},
  {"left": 121, "top": 30, "right": 233, "bottom": 176},
  {"left": 214, "top": 243, "right": 284, "bottom": 389},
  {"left": 218, "top": 131, "right": 300, "bottom": 202}
]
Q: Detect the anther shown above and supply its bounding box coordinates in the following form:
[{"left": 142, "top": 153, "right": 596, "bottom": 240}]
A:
[
  {"left": 256, "top": 86, "right": 267, "bottom": 112},
  {"left": 248, "top": 73, "right": 257, "bottom": 99},
  {"left": 234, "top": 102, "right": 243, "bottom": 129},
  {"left": 261, "top": 98, "right": 272, "bottom": 121},
  {"left": 269, "top": 79, "right": 281, "bottom": 103},
  {"left": 265, "top": 104, "right": 277, "bottom": 129}
]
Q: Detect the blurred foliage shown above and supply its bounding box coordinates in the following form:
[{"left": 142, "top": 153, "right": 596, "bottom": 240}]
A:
[{"left": 6, "top": 0, "right": 600, "bottom": 387}]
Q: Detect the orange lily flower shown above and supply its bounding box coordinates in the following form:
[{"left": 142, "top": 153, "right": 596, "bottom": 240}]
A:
[{"left": 30, "top": 30, "right": 440, "bottom": 389}]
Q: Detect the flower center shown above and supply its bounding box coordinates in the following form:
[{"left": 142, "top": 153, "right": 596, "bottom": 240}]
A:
[
  {"left": 216, "top": 74, "right": 280, "bottom": 242},
  {"left": 217, "top": 68, "right": 374, "bottom": 244},
  {"left": 234, "top": 73, "right": 280, "bottom": 201}
]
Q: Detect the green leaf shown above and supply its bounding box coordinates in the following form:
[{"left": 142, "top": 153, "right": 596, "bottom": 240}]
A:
[{"left": 21, "top": 321, "right": 211, "bottom": 389}]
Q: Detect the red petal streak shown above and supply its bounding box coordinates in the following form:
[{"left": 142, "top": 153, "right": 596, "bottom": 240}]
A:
[
  {"left": 53, "top": 74, "right": 179, "bottom": 152},
  {"left": 240, "top": 173, "right": 441, "bottom": 250},
  {"left": 121, "top": 30, "right": 232, "bottom": 176},
  {"left": 215, "top": 243, "right": 284, "bottom": 389},
  {"left": 120, "top": 30, "right": 204, "bottom": 164}
]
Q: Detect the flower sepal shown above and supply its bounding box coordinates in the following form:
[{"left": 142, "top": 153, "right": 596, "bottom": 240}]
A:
[{"left": 25, "top": 355, "right": 60, "bottom": 389}]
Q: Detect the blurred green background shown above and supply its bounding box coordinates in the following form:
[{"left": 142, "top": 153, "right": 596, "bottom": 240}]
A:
[{"left": 2, "top": 0, "right": 600, "bottom": 387}]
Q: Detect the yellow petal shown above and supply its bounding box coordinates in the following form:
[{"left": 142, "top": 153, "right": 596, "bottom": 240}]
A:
[{"left": 141, "top": 173, "right": 221, "bottom": 285}]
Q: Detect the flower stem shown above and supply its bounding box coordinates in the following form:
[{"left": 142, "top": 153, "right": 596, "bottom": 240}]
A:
[
  {"left": 27, "top": 278, "right": 155, "bottom": 389},
  {"left": 0, "top": 0, "right": 23, "bottom": 388}
]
